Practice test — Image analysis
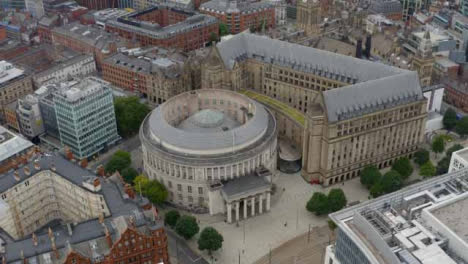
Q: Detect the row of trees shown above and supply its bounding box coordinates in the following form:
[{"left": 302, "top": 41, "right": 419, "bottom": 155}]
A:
[
  {"left": 165, "top": 210, "right": 224, "bottom": 255},
  {"left": 436, "top": 144, "right": 463, "bottom": 175},
  {"left": 443, "top": 108, "right": 468, "bottom": 136},
  {"left": 360, "top": 157, "right": 413, "bottom": 198},
  {"left": 306, "top": 189, "right": 347, "bottom": 215},
  {"left": 414, "top": 149, "right": 436, "bottom": 178}
]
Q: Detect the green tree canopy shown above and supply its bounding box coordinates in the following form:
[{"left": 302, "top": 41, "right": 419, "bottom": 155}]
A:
[
  {"left": 132, "top": 175, "right": 167, "bottom": 204},
  {"left": 431, "top": 135, "right": 445, "bottom": 154},
  {"left": 198, "top": 227, "right": 224, "bottom": 255},
  {"left": 144, "top": 180, "right": 168, "bottom": 204},
  {"left": 420, "top": 161, "right": 436, "bottom": 178},
  {"left": 391, "top": 157, "right": 413, "bottom": 179},
  {"left": 121, "top": 167, "right": 138, "bottom": 184},
  {"left": 327, "top": 188, "right": 347, "bottom": 213},
  {"left": 380, "top": 170, "right": 403, "bottom": 194},
  {"left": 219, "top": 23, "right": 228, "bottom": 36},
  {"left": 209, "top": 32, "right": 218, "bottom": 43},
  {"left": 456, "top": 116, "right": 468, "bottom": 137},
  {"left": 164, "top": 210, "right": 180, "bottom": 228},
  {"left": 446, "top": 144, "right": 463, "bottom": 157},
  {"left": 114, "top": 96, "right": 150, "bottom": 138},
  {"left": 414, "top": 149, "right": 430, "bottom": 166},
  {"left": 306, "top": 192, "right": 329, "bottom": 215},
  {"left": 175, "top": 215, "right": 200, "bottom": 240},
  {"left": 370, "top": 183, "right": 384, "bottom": 198},
  {"left": 436, "top": 156, "right": 451, "bottom": 175},
  {"left": 105, "top": 150, "right": 131, "bottom": 174},
  {"left": 360, "top": 165, "right": 382, "bottom": 189},
  {"left": 443, "top": 108, "right": 457, "bottom": 130}
]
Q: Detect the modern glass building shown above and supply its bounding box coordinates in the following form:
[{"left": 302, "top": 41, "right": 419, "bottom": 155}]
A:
[{"left": 53, "top": 77, "right": 120, "bottom": 159}]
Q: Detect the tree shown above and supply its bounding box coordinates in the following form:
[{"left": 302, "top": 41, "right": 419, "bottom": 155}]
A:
[
  {"left": 370, "top": 183, "right": 384, "bottom": 198},
  {"left": 121, "top": 167, "right": 138, "bottom": 184},
  {"left": 306, "top": 192, "right": 329, "bottom": 215},
  {"left": 436, "top": 156, "right": 451, "bottom": 175},
  {"left": 175, "top": 215, "right": 200, "bottom": 240},
  {"left": 456, "top": 116, "right": 468, "bottom": 137},
  {"left": 327, "top": 189, "right": 347, "bottom": 212},
  {"left": 144, "top": 180, "right": 168, "bottom": 204},
  {"left": 133, "top": 175, "right": 167, "bottom": 204},
  {"left": 443, "top": 108, "right": 457, "bottom": 130},
  {"left": 198, "top": 227, "right": 224, "bottom": 255},
  {"left": 380, "top": 170, "right": 403, "bottom": 194},
  {"left": 164, "top": 210, "right": 180, "bottom": 228},
  {"left": 431, "top": 136, "right": 445, "bottom": 155},
  {"left": 360, "top": 165, "right": 382, "bottom": 189},
  {"left": 446, "top": 144, "right": 463, "bottom": 157},
  {"left": 420, "top": 161, "right": 436, "bottom": 178},
  {"left": 414, "top": 149, "right": 430, "bottom": 166},
  {"left": 219, "top": 23, "right": 228, "bottom": 36},
  {"left": 391, "top": 157, "right": 413, "bottom": 179},
  {"left": 114, "top": 96, "right": 150, "bottom": 137},
  {"left": 209, "top": 32, "right": 218, "bottom": 44},
  {"left": 105, "top": 150, "right": 131, "bottom": 174}
]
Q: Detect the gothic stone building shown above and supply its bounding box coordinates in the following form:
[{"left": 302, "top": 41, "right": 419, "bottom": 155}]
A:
[{"left": 201, "top": 33, "right": 427, "bottom": 186}]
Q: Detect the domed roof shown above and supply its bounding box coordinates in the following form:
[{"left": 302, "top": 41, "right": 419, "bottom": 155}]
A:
[{"left": 192, "top": 109, "right": 225, "bottom": 128}]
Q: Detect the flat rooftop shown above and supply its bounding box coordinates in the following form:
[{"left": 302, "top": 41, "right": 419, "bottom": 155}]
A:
[{"left": 431, "top": 195, "right": 468, "bottom": 243}]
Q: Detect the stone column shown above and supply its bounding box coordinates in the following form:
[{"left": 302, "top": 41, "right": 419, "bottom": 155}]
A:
[
  {"left": 251, "top": 196, "right": 255, "bottom": 216},
  {"left": 235, "top": 201, "right": 240, "bottom": 222},
  {"left": 227, "top": 203, "right": 232, "bottom": 223},
  {"left": 243, "top": 199, "right": 247, "bottom": 219},
  {"left": 266, "top": 192, "right": 271, "bottom": 211},
  {"left": 259, "top": 194, "right": 263, "bottom": 214}
]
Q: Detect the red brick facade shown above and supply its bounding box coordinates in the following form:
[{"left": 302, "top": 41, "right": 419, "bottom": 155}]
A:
[
  {"left": 445, "top": 81, "right": 468, "bottom": 113},
  {"left": 200, "top": 7, "right": 275, "bottom": 34},
  {"left": 76, "top": 0, "right": 118, "bottom": 10},
  {"left": 105, "top": 8, "right": 219, "bottom": 52},
  {"left": 101, "top": 62, "right": 149, "bottom": 95},
  {"left": 63, "top": 227, "right": 170, "bottom": 264}
]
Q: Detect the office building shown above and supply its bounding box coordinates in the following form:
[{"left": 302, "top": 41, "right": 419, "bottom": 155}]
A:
[
  {"left": 326, "top": 168, "right": 468, "bottom": 264},
  {"left": 53, "top": 77, "right": 120, "bottom": 159},
  {"left": 105, "top": 5, "right": 219, "bottom": 52},
  {"left": 199, "top": 0, "right": 275, "bottom": 34},
  {"left": 0, "top": 61, "right": 33, "bottom": 124},
  {"left": 201, "top": 33, "right": 427, "bottom": 186},
  {"left": 16, "top": 94, "right": 45, "bottom": 140}
]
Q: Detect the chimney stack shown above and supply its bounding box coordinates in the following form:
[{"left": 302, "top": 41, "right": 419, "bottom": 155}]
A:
[
  {"left": 93, "top": 178, "right": 101, "bottom": 187},
  {"left": 80, "top": 158, "right": 88, "bottom": 168},
  {"left": 67, "top": 223, "right": 73, "bottom": 236},
  {"left": 355, "top": 38, "right": 363, "bottom": 59},
  {"left": 23, "top": 166, "right": 30, "bottom": 176},
  {"left": 33, "top": 159, "right": 40, "bottom": 170},
  {"left": 104, "top": 225, "right": 113, "bottom": 247},
  {"left": 48, "top": 227, "right": 53, "bottom": 239},
  {"left": 97, "top": 165, "right": 105, "bottom": 177},
  {"left": 65, "top": 146, "right": 73, "bottom": 161},
  {"left": 14, "top": 170, "right": 20, "bottom": 181},
  {"left": 98, "top": 212, "right": 105, "bottom": 224},
  {"left": 32, "top": 233, "right": 38, "bottom": 246},
  {"left": 124, "top": 184, "right": 136, "bottom": 199}
]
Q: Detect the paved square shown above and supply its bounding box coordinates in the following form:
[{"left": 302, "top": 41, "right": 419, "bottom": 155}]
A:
[{"left": 184, "top": 172, "right": 370, "bottom": 264}]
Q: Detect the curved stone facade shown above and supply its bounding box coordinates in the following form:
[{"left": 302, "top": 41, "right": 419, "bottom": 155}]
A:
[{"left": 140, "top": 89, "right": 277, "bottom": 211}]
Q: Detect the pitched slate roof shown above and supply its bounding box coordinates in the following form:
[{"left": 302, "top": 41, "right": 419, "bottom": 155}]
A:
[{"left": 216, "top": 33, "right": 424, "bottom": 123}]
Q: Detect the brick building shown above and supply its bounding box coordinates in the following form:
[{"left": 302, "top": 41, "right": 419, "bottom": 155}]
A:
[
  {"left": 199, "top": 0, "right": 275, "bottom": 34},
  {"left": 105, "top": 5, "right": 219, "bottom": 52},
  {"left": 0, "top": 154, "right": 170, "bottom": 264},
  {"left": 76, "top": 0, "right": 118, "bottom": 9},
  {"left": 37, "top": 15, "right": 60, "bottom": 44},
  {"left": 51, "top": 22, "right": 135, "bottom": 70},
  {"left": 0, "top": 125, "right": 36, "bottom": 175},
  {"left": 101, "top": 48, "right": 207, "bottom": 104},
  {"left": 444, "top": 78, "right": 468, "bottom": 113}
]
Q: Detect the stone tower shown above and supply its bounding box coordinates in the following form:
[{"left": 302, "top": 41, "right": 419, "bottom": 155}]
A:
[
  {"left": 411, "top": 30, "right": 434, "bottom": 87},
  {"left": 297, "top": 0, "right": 322, "bottom": 36}
]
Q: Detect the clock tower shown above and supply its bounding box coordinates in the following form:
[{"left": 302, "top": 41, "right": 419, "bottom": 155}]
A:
[{"left": 297, "top": 0, "right": 322, "bottom": 36}]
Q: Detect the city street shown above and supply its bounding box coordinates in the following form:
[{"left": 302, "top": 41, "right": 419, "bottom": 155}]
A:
[{"left": 88, "top": 134, "right": 142, "bottom": 171}]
